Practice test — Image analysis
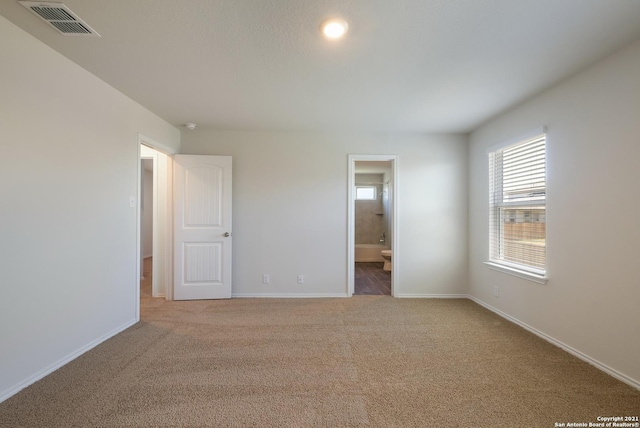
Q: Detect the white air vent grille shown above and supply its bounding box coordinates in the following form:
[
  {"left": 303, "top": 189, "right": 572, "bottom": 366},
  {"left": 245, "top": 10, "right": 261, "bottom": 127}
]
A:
[
  {"left": 49, "top": 20, "right": 92, "bottom": 34},
  {"left": 18, "top": 1, "right": 100, "bottom": 36}
]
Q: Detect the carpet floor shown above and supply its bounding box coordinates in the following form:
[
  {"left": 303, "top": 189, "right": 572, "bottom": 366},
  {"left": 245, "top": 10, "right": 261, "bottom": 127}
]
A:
[{"left": 1, "top": 282, "right": 639, "bottom": 426}]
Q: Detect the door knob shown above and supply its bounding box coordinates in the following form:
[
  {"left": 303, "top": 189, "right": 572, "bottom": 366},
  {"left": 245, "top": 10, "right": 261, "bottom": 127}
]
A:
[{"left": 224, "top": 232, "right": 231, "bottom": 237}]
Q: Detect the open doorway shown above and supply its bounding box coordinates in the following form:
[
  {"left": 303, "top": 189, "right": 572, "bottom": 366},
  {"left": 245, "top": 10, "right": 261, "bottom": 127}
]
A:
[
  {"left": 347, "top": 155, "right": 398, "bottom": 297},
  {"left": 140, "top": 157, "right": 154, "bottom": 300},
  {"left": 137, "top": 142, "right": 173, "bottom": 317}
]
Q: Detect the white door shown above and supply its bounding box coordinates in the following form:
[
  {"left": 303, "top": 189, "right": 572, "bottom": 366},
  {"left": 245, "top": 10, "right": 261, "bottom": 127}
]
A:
[{"left": 173, "top": 155, "right": 232, "bottom": 300}]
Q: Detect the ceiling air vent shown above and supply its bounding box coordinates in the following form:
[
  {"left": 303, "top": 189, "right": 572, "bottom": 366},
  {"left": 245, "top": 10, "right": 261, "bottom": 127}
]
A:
[{"left": 18, "top": 1, "right": 100, "bottom": 36}]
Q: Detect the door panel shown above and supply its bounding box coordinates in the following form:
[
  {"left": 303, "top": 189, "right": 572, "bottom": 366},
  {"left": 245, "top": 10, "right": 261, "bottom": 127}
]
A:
[{"left": 174, "top": 155, "right": 232, "bottom": 300}]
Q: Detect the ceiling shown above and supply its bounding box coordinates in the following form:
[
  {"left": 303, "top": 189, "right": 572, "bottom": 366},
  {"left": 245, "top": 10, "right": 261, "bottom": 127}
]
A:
[{"left": 2, "top": 0, "right": 640, "bottom": 134}]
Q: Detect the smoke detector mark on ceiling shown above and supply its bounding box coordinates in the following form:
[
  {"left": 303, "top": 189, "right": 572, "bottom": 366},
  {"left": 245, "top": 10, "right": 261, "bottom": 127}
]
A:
[{"left": 18, "top": 1, "right": 100, "bottom": 36}]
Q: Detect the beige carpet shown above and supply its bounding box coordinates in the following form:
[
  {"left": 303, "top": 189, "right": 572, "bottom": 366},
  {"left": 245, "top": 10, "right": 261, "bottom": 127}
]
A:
[{"left": 1, "top": 282, "right": 639, "bottom": 426}]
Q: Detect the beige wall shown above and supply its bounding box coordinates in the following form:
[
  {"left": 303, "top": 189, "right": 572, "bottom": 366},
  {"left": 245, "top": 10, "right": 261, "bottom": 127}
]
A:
[
  {"left": 181, "top": 131, "right": 468, "bottom": 297},
  {"left": 0, "top": 16, "right": 180, "bottom": 401},
  {"left": 468, "top": 38, "right": 640, "bottom": 386}
]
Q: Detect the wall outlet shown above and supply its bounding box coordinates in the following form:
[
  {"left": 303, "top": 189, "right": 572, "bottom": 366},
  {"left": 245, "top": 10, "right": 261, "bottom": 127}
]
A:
[
  {"left": 493, "top": 285, "right": 500, "bottom": 298},
  {"left": 297, "top": 275, "right": 304, "bottom": 284},
  {"left": 262, "top": 274, "right": 270, "bottom": 284}
]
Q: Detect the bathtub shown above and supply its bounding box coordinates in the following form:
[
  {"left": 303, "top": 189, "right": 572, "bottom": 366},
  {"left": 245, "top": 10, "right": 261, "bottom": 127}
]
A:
[{"left": 355, "top": 244, "right": 389, "bottom": 262}]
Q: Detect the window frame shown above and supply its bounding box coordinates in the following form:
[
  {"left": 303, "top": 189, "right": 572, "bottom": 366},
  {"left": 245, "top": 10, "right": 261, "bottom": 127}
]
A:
[{"left": 485, "top": 129, "right": 548, "bottom": 284}]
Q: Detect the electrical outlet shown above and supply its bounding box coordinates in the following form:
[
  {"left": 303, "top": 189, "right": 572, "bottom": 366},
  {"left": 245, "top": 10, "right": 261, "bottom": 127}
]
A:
[
  {"left": 493, "top": 286, "right": 500, "bottom": 298},
  {"left": 297, "top": 275, "right": 304, "bottom": 284},
  {"left": 262, "top": 274, "right": 270, "bottom": 284}
]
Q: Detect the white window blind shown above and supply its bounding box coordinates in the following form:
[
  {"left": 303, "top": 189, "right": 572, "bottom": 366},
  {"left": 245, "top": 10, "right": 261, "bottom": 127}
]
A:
[{"left": 489, "top": 134, "right": 546, "bottom": 275}]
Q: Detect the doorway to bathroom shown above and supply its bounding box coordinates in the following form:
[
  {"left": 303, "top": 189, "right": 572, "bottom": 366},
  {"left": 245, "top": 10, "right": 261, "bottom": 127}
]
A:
[{"left": 347, "top": 155, "right": 398, "bottom": 296}]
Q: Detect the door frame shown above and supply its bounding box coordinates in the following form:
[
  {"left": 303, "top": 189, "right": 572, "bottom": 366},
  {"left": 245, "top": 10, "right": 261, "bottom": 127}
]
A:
[{"left": 347, "top": 154, "right": 399, "bottom": 296}]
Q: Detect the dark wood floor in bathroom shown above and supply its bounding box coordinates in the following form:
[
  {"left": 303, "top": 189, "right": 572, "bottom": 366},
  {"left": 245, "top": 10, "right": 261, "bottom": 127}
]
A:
[{"left": 354, "top": 262, "right": 391, "bottom": 295}]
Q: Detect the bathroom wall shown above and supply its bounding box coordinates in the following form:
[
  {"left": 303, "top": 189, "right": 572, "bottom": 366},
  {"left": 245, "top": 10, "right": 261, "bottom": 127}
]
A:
[
  {"left": 355, "top": 173, "right": 385, "bottom": 245},
  {"left": 382, "top": 170, "right": 393, "bottom": 248}
]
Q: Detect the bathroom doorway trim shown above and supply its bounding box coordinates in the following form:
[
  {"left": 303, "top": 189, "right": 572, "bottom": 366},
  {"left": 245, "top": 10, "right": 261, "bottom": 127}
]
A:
[{"left": 347, "top": 154, "right": 399, "bottom": 297}]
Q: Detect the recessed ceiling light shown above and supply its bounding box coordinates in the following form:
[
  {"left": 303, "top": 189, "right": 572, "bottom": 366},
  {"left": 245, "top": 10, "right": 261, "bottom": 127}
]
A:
[{"left": 320, "top": 18, "right": 348, "bottom": 40}]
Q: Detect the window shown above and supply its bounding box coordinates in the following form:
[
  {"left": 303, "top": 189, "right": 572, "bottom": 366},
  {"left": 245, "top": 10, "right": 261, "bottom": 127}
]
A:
[
  {"left": 355, "top": 186, "right": 377, "bottom": 200},
  {"left": 488, "top": 133, "right": 546, "bottom": 280}
]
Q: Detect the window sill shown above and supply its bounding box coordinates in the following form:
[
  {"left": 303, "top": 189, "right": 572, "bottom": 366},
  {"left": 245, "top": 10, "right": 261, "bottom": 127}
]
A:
[{"left": 484, "top": 262, "right": 548, "bottom": 284}]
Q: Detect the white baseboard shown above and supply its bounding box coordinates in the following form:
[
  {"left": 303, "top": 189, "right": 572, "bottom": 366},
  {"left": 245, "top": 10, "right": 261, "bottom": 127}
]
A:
[
  {"left": 232, "top": 293, "right": 350, "bottom": 298},
  {"left": 467, "top": 295, "right": 640, "bottom": 391},
  {"left": 233, "top": 293, "right": 469, "bottom": 299},
  {"left": 0, "top": 318, "right": 137, "bottom": 403},
  {"left": 396, "top": 293, "right": 468, "bottom": 298}
]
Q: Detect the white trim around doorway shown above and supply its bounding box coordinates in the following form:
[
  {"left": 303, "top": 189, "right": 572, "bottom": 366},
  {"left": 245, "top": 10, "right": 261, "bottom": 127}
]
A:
[
  {"left": 347, "top": 154, "right": 399, "bottom": 297},
  {"left": 137, "top": 134, "right": 175, "bottom": 315}
]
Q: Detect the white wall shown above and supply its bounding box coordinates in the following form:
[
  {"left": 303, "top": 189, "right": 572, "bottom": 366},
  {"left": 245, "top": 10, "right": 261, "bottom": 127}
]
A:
[
  {"left": 141, "top": 167, "right": 154, "bottom": 259},
  {"left": 0, "top": 16, "right": 180, "bottom": 401},
  {"left": 181, "top": 131, "right": 468, "bottom": 297},
  {"left": 468, "top": 39, "right": 640, "bottom": 387}
]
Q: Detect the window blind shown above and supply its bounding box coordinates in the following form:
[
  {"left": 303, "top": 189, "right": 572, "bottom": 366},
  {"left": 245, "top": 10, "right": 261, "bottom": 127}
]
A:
[{"left": 489, "top": 134, "right": 546, "bottom": 274}]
